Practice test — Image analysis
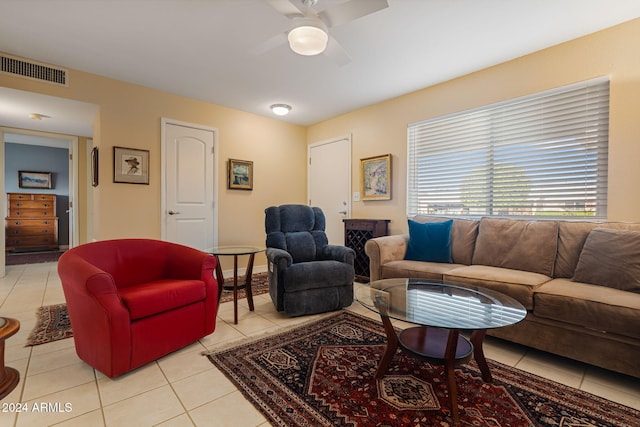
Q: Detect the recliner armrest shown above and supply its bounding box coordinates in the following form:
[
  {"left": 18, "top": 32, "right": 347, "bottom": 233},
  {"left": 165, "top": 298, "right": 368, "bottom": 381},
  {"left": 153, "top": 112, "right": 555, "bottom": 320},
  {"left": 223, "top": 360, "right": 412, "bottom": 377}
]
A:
[
  {"left": 321, "top": 245, "right": 355, "bottom": 265},
  {"left": 266, "top": 247, "right": 293, "bottom": 269}
]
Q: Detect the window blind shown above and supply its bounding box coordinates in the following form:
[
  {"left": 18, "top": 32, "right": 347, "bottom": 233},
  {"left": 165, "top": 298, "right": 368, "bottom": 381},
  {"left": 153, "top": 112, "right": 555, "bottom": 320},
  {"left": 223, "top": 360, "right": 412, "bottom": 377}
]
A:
[{"left": 407, "top": 78, "right": 609, "bottom": 219}]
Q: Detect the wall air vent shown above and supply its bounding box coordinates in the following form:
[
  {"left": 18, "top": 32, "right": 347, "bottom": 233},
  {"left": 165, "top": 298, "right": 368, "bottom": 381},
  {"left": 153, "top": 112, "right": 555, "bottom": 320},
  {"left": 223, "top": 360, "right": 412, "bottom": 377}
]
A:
[{"left": 0, "top": 53, "right": 68, "bottom": 86}]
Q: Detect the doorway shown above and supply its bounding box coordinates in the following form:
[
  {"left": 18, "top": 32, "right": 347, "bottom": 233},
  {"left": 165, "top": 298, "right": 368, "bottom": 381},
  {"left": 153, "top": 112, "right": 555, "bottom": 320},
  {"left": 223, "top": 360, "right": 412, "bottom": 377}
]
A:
[
  {"left": 308, "top": 135, "right": 352, "bottom": 245},
  {"left": 1, "top": 128, "right": 79, "bottom": 274}
]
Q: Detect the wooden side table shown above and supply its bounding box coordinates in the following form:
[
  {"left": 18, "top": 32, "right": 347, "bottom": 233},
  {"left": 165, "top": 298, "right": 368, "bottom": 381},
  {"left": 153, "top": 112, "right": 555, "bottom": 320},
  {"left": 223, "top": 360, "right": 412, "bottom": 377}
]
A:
[
  {"left": 0, "top": 317, "right": 20, "bottom": 400},
  {"left": 207, "top": 246, "right": 265, "bottom": 325},
  {"left": 343, "top": 219, "right": 390, "bottom": 281}
]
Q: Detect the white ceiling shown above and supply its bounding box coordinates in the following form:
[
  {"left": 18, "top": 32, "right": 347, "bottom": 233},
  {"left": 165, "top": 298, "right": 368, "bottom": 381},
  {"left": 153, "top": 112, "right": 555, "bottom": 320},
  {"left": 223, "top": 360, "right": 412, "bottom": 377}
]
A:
[{"left": 1, "top": 0, "right": 640, "bottom": 137}]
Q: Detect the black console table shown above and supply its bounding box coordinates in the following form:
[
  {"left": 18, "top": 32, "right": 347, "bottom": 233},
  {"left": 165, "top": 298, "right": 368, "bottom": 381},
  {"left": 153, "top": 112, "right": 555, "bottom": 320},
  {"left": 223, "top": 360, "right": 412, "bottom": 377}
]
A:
[{"left": 343, "top": 219, "right": 390, "bottom": 281}]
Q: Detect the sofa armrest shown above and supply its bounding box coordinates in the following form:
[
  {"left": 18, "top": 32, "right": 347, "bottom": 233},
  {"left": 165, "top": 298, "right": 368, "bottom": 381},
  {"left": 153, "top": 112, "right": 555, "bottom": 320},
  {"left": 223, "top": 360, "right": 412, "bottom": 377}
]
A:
[
  {"left": 365, "top": 234, "right": 409, "bottom": 281},
  {"left": 321, "top": 245, "right": 355, "bottom": 265}
]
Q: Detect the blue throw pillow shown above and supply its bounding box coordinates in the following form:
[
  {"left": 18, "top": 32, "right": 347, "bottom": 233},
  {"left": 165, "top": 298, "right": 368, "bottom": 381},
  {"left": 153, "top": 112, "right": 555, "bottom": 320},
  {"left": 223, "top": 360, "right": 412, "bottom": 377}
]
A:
[{"left": 404, "top": 219, "right": 453, "bottom": 263}]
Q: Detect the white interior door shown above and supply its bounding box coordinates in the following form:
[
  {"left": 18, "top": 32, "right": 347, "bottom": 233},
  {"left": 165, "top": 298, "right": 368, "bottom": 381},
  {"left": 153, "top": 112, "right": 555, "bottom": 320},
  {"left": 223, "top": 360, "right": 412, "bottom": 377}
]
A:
[
  {"left": 308, "top": 136, "right": 351, "bottom": 245},
  {"left": 162, "top": 119, "right": 217, "bottom": 250}
]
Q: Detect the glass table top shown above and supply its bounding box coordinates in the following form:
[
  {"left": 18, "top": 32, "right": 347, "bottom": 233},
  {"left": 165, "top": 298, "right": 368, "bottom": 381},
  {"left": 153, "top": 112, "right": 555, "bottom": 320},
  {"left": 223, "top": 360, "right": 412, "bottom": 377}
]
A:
[
  {"left": 356, "top": 278, "right": 526, "bottom": 330},
  {"left": 206, "top": 245, "right": 265, "bottom": 256}
]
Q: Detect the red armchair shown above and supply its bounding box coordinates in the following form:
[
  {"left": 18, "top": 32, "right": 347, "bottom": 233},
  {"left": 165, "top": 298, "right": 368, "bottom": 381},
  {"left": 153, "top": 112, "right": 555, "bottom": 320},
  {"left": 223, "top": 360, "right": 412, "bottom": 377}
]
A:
[{"left": 57, "top": 239, "right": 219, "bottom": 378}]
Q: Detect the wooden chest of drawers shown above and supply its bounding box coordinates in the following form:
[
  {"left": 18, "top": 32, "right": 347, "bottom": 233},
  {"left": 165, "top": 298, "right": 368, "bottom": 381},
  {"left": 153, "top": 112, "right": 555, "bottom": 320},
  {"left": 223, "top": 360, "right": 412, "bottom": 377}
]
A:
[{"left": 5, "top": 193, "right": 58, "bottom": 252}]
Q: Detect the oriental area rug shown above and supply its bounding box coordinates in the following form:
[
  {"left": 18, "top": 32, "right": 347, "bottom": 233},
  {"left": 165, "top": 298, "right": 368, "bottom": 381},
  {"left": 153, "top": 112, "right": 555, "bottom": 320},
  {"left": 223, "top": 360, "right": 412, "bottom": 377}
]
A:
[
  {"left": 205, "top": 311, "right": 639, "bottom": 427},
  {"left": 26, "top": 272, "right": 269, "bottom": 346}
]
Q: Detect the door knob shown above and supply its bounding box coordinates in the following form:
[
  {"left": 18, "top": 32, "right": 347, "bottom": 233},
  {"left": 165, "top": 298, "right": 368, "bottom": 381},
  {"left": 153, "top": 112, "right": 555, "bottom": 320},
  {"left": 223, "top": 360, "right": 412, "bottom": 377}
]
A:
[
  {"left": 338, "top": 211, "right": 347, "bottom": 215},
  {"left": 168, "top": 210, "right": 181, "bottom": 215}
]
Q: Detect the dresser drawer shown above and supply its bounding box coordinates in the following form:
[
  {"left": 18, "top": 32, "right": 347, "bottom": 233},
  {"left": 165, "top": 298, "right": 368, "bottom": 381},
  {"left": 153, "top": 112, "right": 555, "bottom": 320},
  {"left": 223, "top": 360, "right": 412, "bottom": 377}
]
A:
[
  {"left": 6, "top": 235, "right": 57, "bottom": 248},
  {"left": 343, "top": 219, "right": 378, "bottom": 231},
  {"left": 7, "top": 209, "right": 55, "bottom": 218},
  {"left": 6, "top": 219, "right": 56, "bottom": 236},
  {"left": 9, "top": 200, "right": 55, "bottom": 210},
  {"left": 8, "top": 193, "right": 54, "bottom": 200}
]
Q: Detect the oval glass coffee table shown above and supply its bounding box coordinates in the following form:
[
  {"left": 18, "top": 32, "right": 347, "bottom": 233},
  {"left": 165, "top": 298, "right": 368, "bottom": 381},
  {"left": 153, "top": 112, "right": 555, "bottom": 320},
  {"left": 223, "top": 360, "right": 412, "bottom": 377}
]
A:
[{"left": 356, "top": 278, "right": 526, "bottom": 425}]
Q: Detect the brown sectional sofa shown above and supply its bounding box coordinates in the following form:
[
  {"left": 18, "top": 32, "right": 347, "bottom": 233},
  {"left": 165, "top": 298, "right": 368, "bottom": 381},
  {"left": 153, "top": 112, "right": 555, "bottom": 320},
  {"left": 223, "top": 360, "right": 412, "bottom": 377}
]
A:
[{"left": 365, "top": 216, "right": 640, "bottom": 378}]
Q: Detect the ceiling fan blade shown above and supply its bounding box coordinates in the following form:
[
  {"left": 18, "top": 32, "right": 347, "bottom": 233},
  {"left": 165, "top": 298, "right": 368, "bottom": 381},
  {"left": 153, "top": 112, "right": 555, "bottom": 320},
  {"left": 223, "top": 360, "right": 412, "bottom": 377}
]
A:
[
  {"left": 250, "top": 32, "right": 288, "bottom": 55},
  {"left": 319, "top": 0, "right": 389, "bottom": 27},
  {"left": 266, "top": 0, "right": 305, "bottom": 18},
  {"left": 323, "top": 36, "right": 351, "bottom": 66}
]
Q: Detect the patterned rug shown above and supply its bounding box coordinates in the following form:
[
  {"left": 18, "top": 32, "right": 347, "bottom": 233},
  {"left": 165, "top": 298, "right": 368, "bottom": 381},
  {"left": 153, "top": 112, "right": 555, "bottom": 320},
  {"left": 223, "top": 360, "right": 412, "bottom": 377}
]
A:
[
  {"left": 205, "top": 311, "right": 639, "bottom": 427},
  {"left": 219, "top": 272, "right": 269, "bottom": 304},
  {"left": 26, "top": 303, "right": 73, "bottom": 346},
  {"left": 26, "top": 272, "right": 270, "bottom": 346}
]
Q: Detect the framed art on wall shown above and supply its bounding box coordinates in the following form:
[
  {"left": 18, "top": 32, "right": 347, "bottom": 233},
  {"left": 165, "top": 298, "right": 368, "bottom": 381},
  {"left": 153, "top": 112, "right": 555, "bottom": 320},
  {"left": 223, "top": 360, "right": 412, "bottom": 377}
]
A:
[
  {"left": 360, "top": 154, "right": 391, "bottom": 200},
  {"left": 91, "top": 147, "right": 99, "bottom": 187},
  {"left": 113, "top": 146, "right": 149, "bottom": 184},
  {"left": 228, "top": 159, "right": 253, "bottom": 190},
  {"left": 18, "top": 171, "right": 52, "bottom": 189}
]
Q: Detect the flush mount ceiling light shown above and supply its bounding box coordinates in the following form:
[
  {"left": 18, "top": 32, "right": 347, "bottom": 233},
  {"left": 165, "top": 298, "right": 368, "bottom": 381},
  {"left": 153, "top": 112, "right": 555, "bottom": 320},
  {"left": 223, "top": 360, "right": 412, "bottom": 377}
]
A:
[
  {"left": 287, "top": 17, "right": 328, "bottom": 56},
  {"left": 29, "top": 113, "right": 50, "bottom": 120},
  {"left": 271, "top": 104, "right": 292, "bottom": 116}
]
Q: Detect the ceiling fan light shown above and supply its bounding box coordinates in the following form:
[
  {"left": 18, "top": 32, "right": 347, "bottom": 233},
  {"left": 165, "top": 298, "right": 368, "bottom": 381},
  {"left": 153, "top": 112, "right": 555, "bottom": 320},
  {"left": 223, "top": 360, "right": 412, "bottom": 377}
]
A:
[
  {"left": 288, "top": 24, "right": 328, "bottom": 56},
  {"left": 271, "top": 104, "right": 292, "bottom": 116}
]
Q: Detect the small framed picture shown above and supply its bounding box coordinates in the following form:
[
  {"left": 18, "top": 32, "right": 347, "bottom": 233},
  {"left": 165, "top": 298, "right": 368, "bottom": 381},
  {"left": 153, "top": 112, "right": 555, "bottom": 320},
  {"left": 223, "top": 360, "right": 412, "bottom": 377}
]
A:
[
  {"left": 19, "top": 171, "right": 52, "bottom": 189},
  {"left": 360, "top": 154, "right": 391, "bottom": 201},
  {"left": 113, "top": 146, "right": 149, "bottom": 185},
  {"left": 228, "top": 159, "right": 253, "bottom": 190},
  {"left": 91, "top": 147, "right": 99, "bottom": 187}
]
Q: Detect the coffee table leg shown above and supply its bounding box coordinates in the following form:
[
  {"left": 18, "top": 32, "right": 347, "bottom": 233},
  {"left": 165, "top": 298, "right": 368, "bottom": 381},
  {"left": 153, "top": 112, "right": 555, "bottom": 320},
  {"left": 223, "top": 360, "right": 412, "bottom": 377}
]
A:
[
  {"left": 244, "top": 253, "right": 256, "bottom": 312},
  {"left": 375, "top": 315, "right": 399, "bottom": 379},
  {"left": 444, "top": 330, "right": 461, "bottom": 425},
  {"left": 470, "top": 329, "right": 492, "bottom": 382}
]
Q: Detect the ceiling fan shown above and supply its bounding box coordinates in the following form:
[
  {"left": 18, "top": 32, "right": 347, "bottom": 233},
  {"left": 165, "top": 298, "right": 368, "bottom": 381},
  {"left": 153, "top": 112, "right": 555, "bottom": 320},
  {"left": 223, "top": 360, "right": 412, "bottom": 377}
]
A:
[{"left": 255, "top": 0, "right": 389, "bottom": 65}]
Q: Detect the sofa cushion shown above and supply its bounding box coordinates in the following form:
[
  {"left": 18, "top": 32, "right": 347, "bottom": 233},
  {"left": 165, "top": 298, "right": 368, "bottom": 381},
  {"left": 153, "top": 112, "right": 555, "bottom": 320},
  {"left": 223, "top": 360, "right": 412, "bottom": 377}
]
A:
[
  {"left": 554, "top": 221, "right": 600, "bottom": 278},
  {"left": 572, "top": 228, "right": 640, "bottom": 293},
  {"left": 412, "top": 216, "right": 479, "bottom": 265},
  {"left": 534, "top": 278, "right": 640, "bottom": 339},
  {"left": 404, "top": 219, "right": 453, "bottom": 263},
  {"left": 119, "top": 279, "right": 206, "bottom": 320},
  {"left": 445, "top": 265, "right": 551, "bottom": 310},
  {"left": 381, "top": 260, "right": 467, "bottom": 281},
  {"left": 472, "top": 218, "right": 558, "bottom": 276}
]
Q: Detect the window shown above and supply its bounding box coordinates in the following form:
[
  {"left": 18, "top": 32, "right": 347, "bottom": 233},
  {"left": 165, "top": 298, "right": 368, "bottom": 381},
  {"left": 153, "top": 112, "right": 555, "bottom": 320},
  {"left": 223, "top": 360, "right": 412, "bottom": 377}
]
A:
[{"left": 407, "top": 78, "right": 609, "bottom": 219}]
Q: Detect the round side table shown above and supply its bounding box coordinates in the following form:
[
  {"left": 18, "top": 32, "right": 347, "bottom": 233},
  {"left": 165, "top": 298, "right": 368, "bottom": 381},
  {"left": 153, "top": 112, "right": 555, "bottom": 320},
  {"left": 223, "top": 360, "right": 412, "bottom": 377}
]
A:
[
  {"left": 0, "top": 317, "right": 20, "bottom": 400},
  {"left": 207, "top": 246, "right": 265, "bottom": 324}
]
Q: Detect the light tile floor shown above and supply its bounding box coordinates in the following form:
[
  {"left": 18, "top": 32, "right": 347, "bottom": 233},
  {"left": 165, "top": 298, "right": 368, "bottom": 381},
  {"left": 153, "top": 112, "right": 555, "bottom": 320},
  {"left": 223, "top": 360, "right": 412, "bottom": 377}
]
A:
[{"left": 0, "top": 262, "right": 638, "bottom": 426}]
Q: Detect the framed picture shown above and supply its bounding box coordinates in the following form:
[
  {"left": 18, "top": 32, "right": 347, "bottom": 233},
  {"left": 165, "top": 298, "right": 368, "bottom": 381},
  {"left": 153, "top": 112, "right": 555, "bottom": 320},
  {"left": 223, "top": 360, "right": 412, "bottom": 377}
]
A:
[
  {"left": 91, "top": 147, "right": 99, "bottom": 187},
  {"left": 360, "top": 154, "right": 391, "bottom": 200},
  {"left": 113, "top": 146, "right": 149, "bottom": 184},
  {"left": 18, "top": 171, "right": 52, "bottom": 189},
  {"left": 228, "top": 159, "right": 253, "bottom": 190}
]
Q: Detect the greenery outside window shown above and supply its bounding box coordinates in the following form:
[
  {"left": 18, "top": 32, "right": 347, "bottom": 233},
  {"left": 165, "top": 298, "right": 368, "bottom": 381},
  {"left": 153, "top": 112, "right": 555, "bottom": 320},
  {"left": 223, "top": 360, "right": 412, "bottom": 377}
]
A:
[{"left": 407, "top": 78, "right": 609, "bottom": 219}]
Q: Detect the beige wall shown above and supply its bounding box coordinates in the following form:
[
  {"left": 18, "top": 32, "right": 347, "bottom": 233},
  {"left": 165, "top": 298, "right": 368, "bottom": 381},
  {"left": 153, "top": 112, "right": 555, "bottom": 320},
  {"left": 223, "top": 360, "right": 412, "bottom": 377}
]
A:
[
  {"left": 308, "top": 18, "right": 640, "bottom": 235},
  {"left": 2, "top": 18, "right": 640, "bottom": 269},
  {"left": 0, "top": 66, "right": 307, "bottom": 270}
]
